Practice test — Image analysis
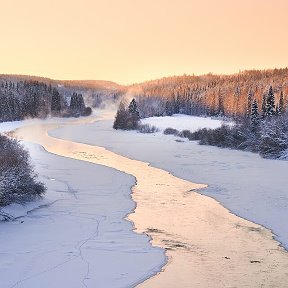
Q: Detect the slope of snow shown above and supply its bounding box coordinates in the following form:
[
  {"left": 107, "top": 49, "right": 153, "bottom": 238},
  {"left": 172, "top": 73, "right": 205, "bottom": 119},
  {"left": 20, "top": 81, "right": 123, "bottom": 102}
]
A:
[
  {"left": 0, "top": 141, "right": 165, "bottom": 288},
  {"left": 50, "top": 116, "right": 288, "bottom": 249},
  {"left": 141, "top": 114, "right": 224, "bottom": 132},
  {"left": 0, "top": 120, "right": 26, "bottom": 133}
]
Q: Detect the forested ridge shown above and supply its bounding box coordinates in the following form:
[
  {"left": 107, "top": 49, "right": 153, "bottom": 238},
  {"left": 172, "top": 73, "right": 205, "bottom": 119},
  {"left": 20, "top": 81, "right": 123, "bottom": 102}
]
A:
[
  {"left": 0, "top": 79, "right": 93, "bottom": 122},
  {"left": 128, "top": 68, "right": 288, "bottom": 119}
]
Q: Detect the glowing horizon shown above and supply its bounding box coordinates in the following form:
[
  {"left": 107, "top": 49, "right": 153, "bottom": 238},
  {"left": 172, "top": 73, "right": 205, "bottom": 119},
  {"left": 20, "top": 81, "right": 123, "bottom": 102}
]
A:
[{"left": 1, "top": 0, "right": 288, "bottom": 85}]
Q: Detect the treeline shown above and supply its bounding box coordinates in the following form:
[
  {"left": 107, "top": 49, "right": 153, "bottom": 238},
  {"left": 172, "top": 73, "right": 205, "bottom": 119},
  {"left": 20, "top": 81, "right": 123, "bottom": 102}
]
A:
[
  {"left": 0, "top": 80, "right": 91, "bottom": 122},
  {"left": 163, "top": 86, "right": 288, "bottom": 159},
  {"left": 128, "top": 68, "right": 288, "bottom": 119},
  {"left": 114, "top": 69, "right": 288, "bottom": 160},
  {"left": 0, "top": 135, "right": 45, "bottom": 212}
]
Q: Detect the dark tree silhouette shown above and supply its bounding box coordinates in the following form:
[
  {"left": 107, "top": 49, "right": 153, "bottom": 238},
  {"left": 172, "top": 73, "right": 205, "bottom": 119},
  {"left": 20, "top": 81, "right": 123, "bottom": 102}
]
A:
[
  {"left": 265, "top": 86, "right": 276, "bottom": 117},
  {"left": 250, "top": 99, "right": 260, "bottom": 131}
]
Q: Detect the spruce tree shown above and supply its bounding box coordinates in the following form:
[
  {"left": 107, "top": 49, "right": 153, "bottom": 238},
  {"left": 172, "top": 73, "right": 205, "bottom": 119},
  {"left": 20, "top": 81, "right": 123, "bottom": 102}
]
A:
[
  {"left": 217, "top": 90, "right": 225, "bottom": 116},
  {"left": 128, "top": 98, "right": 140, "bottom": 119},
  {"left": 250, "top": 99, "right": 260, "bottom": 131},
  {"left": 113, "top": 101, "right": 130, "bottom": 129},
  {"left": 113, "top": 99, "right": 140, "bottom": 130},
  {"left": 279, "top": 91, "right": 285, "bottom": 115},
  {"left": 246, "top": 90, "right": 253, "bottom": 118},
  {"left": 261, "top": 93, "right": 267, "bottom": 119},
  {"left": 265, "top": 86, "right": 275, "bottom": 117},
  {"left": 165, "top": 101, "right": 174, "bottom": 116},
  {"left": 51, "top": 88, "right": 61, "bottom": 113},
  {"left": 275, "top": 104, "right": 279, "bottom": 115},
  {"left": 70, "top": 93, "right": 85, "bottom": 113},
  {"left": 128, "top": 98, "right": 140, "bottom": 129}
]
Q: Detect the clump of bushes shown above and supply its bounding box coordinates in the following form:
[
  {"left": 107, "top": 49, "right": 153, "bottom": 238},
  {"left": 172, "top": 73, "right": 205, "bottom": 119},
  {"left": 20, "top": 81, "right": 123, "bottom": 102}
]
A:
[
  {"left": 137, "top": 124, "right": 159, "bottom": 134},
  {"left": 259, "top": 117, "right": 288, "bottom": 159},
  {"left": 163, "top": 127, "right": 179, "bottom": 135},
  {"left": 0, "top": 134, "right": 46, "bottom": 208},
  {"left": 164, "top": 116, "right": 288, "bottom": 160}
]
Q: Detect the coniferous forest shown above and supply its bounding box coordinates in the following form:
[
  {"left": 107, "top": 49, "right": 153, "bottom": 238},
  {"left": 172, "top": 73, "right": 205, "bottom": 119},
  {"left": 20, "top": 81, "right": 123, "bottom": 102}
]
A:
[
  {"left": 0, "top": 79, "right": 94, "bottom": 122},
  {"left": 129, "top": 68, "right": 288, "bottom": 119}
]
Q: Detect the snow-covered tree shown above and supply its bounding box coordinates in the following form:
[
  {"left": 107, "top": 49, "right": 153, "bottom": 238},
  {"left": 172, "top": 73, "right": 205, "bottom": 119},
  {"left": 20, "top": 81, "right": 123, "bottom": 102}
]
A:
[
  {"left": 165, "top": 101, "right": 174, "bottom": 116},
  {"left": 128, "top": 98, "right": 140, "bottom": 119},
  {"left": 113, "top": 99, "right": 140, "bottom": 130},
  {"left": 265, "top": 86, "right": 275, "bottom": 117},
  {"left": 259, "top": 117, "right": 288, "bottom": 159},
  {"left": 0, "top": 135, "right": 46, "bottom": 207},
  {"left": 246, "top": 90, "right": 253, "bottom": 118},
  {"left": 261, "top": 93, "right": 267, "bottom": 119},
  {"left": 279, "top": 91, "right": 285, "bottom": 115},
  {"left": 113, "top": 101, "right": 130, "bottom": 130},
  {"left": 250, "top": 99, "right": 260, "bottom": 131},
  {"left": 51, "top": 88, "right": 61, "bottom": 113},
  {"left": 70, "top": 92, "right": 85, "bottom": 112}
]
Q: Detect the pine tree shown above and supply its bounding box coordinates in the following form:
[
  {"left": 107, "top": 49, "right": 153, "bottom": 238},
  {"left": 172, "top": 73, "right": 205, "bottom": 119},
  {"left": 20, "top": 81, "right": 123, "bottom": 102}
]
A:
[
  {"left": 70, "top": 93, "right": 85, "bottom": 113},
  {"left": 261, "top": 93, "right": 267, "bottom": 119},
  {"left": 246, "top": 90, "right": 253, "bottom": 118},
  {"left": 128, "top": 98, "right": 140, "bottom": 129},
  {"left": 51, "top": 88, "right": 61, "bottom": 113},
  {"left": 113, "top": 99, "right": 140, "bottom": 130},
  {"left": 250, "top": 99, "right": 260, "bottom": 131},
  {"left": 275, "top": 104, "right": 279, "bottom": 115},
  {"left": 128, "top": 98, "right": 140, "bottom": 119},
  {"left": 165, "top": 101, "right": 174, "bottom": 116},
  {"left": 217, "top": 89, "right": 225, "bottom": 116},
  {"left": 265, "top": 86, "right": 275, "bottom": 117},
  {"left": 279, "top": 91, "right": 285, "bottom": 115},
  {"left": 113, "top": 101, "right": 130, "bottom": 129}
]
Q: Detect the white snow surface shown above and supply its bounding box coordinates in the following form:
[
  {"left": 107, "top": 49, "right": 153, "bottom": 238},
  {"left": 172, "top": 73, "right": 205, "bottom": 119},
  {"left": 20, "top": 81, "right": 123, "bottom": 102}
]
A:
[
  {"left": 50, "top": 114, "right": 288, "bottom": 249},
  {"left": 0, "top": 120, "right": 165, "bottom": 288},
  {"left": 1, "top": 113, "right": 288, "bottom": 287},
  {"left": 0, "top": 117, "right": 78, "bottom": 134},
  {"left": 141, "top": 114, "right": 224, "bottom": 132}
]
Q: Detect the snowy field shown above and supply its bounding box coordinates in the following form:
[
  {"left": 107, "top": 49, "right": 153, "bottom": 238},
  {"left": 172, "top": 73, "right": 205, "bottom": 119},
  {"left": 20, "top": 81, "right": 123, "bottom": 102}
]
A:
[
  {"left": 0, "top": 121, "right": 165, "bottom": 288},
  {"left": 50, "top": 113, "right": 288, "bottom": 249},
  {"left": 141, "top": 114, "right": 224, "bottom": 132}
]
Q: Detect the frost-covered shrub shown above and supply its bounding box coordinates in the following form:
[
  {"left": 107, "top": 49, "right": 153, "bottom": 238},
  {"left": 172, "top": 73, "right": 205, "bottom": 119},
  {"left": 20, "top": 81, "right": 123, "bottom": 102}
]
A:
[
  {"left": 176, "top": 124, "right": 259, "bottom": 151},
  {"left": 259, "top": 118, "right": 288, "bottom": 159},
  {"left": 178, "top": 130, "right": 193, "bottom": 139},
  {"left": 196, "top": 125, "right": 232, "bottom": 147},
  {"left": 0, "top": 135, "right": 46, "bottom": 207},
  {"left": 163, "top": 127, "right": 179, "bottom": 135},
  {"left": 137, "top": 124, "right": 159, "bottom": 133},
  {"left": 171, "top": 116, "right": 288, "bottom": 160}
]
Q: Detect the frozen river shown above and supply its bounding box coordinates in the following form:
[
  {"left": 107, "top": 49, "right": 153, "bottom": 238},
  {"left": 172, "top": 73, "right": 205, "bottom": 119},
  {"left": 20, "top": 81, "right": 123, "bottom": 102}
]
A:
[{"left": 1, "top": 113, "right": 288, "bottom": 287}]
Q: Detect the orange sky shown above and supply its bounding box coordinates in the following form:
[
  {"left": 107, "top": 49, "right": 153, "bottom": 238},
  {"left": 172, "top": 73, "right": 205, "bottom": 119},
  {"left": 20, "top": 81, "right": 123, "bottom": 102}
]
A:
[{"left": 1, "top": 0, "right": 288, "bottom": 84}]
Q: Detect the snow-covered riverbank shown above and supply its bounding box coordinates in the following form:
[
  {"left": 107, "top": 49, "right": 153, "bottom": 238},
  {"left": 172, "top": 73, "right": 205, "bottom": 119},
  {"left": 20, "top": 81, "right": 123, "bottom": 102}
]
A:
[
  {"left": 2, "top": 113, "right": 288, "bottom": 287},
  {"left": 141, "top": 114, "right": 225, "bottom": 132},
  {"left": 0, "top": 120, "right": 165, "bottom": 287}
]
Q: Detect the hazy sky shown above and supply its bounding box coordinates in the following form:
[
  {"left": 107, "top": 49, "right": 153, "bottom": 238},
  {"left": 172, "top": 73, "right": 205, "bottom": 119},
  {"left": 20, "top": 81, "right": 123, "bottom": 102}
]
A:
[{"left": 1, "top": 0, "right": 287, "bottom": 84}]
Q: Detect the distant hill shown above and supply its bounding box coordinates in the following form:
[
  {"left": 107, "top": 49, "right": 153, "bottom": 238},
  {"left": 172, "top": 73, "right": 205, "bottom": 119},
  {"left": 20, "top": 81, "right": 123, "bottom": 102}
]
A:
[
  {"left": 58, "top": 80, "right": 123, "bottom": 91},
  {"left": 0, "top": 74, "right": 123, "bottom": 91},
  {"left": 127, "top": 68, "right": 288, "bottom": 118}
]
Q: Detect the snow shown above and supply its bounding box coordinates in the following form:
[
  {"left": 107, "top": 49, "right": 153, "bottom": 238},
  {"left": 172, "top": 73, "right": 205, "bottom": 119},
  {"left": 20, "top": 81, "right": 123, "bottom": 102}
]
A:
[
  {"left": 0, "top": 118, "right": 68, "bottom": 134},
  {"left": 141, "top": 114, "right": 225, "bottom": 132},
  {"left": 0, "top": 123, "right": 165, "bottom": 287},
  {"left": 49, "top": 114, "right": 288, "bottom": 249},
  {"left": 0, "top": 120, "right": 26, "bottom": 133},
  {"left": 1, "top": 113, "right": 288, "bottom": 287}
]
